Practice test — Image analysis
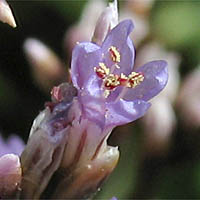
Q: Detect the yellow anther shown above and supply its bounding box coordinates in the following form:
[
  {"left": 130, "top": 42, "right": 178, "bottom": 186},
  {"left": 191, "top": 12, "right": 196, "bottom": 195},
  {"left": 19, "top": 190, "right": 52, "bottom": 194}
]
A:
[
  {"left": 127, "top": 72, "right": 144, "bottom": 88},
  {"left": 94, "top": 62, "right": 110, "bottom": 79},
  {"left": 109, "top": 46, "right": 121, "bottom": 63},
  {"left": 99, "top": 62, "right": 110, "bottom": 75}
]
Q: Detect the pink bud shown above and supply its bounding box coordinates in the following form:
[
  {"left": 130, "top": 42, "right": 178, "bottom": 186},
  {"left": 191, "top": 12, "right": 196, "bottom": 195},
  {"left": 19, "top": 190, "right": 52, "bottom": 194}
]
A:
[
  {"left": 24, "top": 38, "right": 66, "bottom": 92},
  {"left": 0, "top": 154, "right": 21, "bottom": 198}
]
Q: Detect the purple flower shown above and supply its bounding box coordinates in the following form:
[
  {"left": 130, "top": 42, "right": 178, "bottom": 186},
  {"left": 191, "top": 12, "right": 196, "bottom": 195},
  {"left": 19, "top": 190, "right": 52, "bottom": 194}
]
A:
[
  {"left": 0, "top": 135, "right": 25, "bottom": 157},
  {"left": 19, "top": 18, "right": 168, "bottom": 200},
  {"left": 71, "top": 19, "right": 168, "bottom": 131},
  {"left": 110, "top": 197, "right": 118, "bottom": 200}
]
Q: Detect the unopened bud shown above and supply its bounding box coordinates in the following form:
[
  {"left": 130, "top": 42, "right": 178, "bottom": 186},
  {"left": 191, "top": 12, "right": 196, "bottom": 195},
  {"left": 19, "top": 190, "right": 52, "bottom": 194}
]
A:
[
  {"left": 143, "top": 97, "right": 176, "bottom": 155},
  {"left": 177, "top": 67, "right": 200, "bottom": 129},
  {"left": 92, "top": 0, "right": 118, "bottom": 45},
  {"left": 125, "top": 0, "right": 155, "bottom": 17},
  {"left": 0, "top": 154, "right": 21, "bottom": 198},
  {"left": 51, "top": 141, "right": 119, "bottom": 199},
  {"left": 64, "top": 0, "right": 106, "bottom": 53},
  {"left": 24, "top": 38, "right": 66, "bottom": 92},
  {"left": 0, "top": 0, "right": 16, "bottom": 27}
]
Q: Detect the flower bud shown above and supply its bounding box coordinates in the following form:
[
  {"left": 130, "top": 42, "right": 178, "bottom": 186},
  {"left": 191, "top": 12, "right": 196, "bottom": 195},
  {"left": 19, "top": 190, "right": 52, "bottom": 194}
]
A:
[
  {"left": 51, "top": 141, "right": 119, "bottom": 199},
  {"left": 142, "top": 97, "right": 176, "bottom": 155},
  {"left": 24, "top": 38, "right": 66, "bottom": 92},
  {"left": 0, "top": 0, "right": 16, "bottom": 27},
  {"left": 19, "top": 84, "right": 77, "bottom": 199},
  {"left": 64, "top": 0, "right": 106, "bottom": 54},
  {"left": 136, "top": 42, "right": 179, "bottom": 155},
  {"left": 177, "top": 67, "right": 200, "bottom": 129},
  {"left": 125, "top": 0, "right": 154, "bottom": 17},
  {"left": 0, "top": 154, "right": 21, "bottom": 198},
  {"left": 92, "top": 0, "right": 118, "bottom": 45}
]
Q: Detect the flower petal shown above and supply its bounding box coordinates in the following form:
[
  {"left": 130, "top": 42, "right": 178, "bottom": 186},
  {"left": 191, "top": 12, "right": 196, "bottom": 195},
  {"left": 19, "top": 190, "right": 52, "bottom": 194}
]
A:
[
  {"left": 105, "top": 99, "right": 151, "bottom": 128},
  {"left": 102, "top": 19, "right": 135, "bottom": 75},
  {"left": 124, "top": 60, "right": 168, "bottom": 101},
  {"left": 78, "top": 93, "right": 106, "bottom": 129},
  {"left": 71, "top": 42, "right": 102, "bottom": 90}
]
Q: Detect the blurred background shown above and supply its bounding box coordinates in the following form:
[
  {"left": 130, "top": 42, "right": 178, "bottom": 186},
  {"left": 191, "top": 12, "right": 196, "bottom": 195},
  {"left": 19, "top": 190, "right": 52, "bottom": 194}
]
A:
[{"left": 1, "top": 0, "right": 200, "bottom": 199}]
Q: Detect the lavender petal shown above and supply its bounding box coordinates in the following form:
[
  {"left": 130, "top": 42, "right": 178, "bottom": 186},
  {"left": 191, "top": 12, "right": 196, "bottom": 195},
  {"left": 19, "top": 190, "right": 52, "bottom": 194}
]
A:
[
  {"left": 102, "top": 19, "right": 135, "bottom": 75},
  {"left": 71, "top": 42, "right": 101, "bottom": 91},
  {"left": 0, "top": 135, "right": 24, "bottom": 157},
  {"left": 124, "top": 60, "right": 168, "bottom": 101},
  {"left": 78, "top": 93, "right": 106, "bottom": 129},
  {"left": 7, "top": 135, "right": 25, "bottom": 156},
  {"left": 105, "top": 99, "right": 151, "bottom": 128}
]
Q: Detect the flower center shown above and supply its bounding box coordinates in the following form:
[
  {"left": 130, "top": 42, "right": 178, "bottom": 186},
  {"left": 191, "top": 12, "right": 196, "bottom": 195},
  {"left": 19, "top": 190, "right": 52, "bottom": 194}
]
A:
[
  {"left": 104, "top": 74, "right": 120, "bottom": 90},
  {"left": 94, "top": 62, "right": 144, "bottom": 98}
]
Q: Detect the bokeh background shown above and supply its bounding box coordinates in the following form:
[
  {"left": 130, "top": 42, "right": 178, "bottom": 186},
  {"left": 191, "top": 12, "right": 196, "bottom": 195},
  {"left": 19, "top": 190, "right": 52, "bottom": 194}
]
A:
[{"left": 1, "top": 0, "right": 200, "bottom": 199}]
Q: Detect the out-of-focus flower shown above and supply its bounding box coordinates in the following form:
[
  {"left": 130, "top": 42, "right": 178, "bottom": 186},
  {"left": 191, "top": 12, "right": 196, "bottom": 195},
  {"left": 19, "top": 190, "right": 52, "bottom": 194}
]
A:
[
  {"left": 110, "top": 197, "right": 118, "bottom": 200},
  {"left": 126, "top": 0, "right": 155, "bottom": 16},
  {"left": 177, "top": 67, "right": 200, "bottom": 129},
  {"left": 120, "top": 0, "right": 155, "bottom": 46},
  {"left": 135, "top": 42, "right": 180, "bottom": 154},
  {"left": 0, "top": 0, "right": 16, "bottom": 27},
  {"left": 24, "top": 38, "right": 67, "bottom": 93},
  {"left": 65, "top": 0, "right": 155, "bottom": 52},
  {"left": 143, "top": 96, "right": 176, "bottom": 154},
  {"left": 0, "top": 134, "right": 25, "bottom": 157},
  {"left": 124, "top": 0, "right": 156, "bottom": 46},
  {"left": 0, "top": 135, "right": 24, "bottom": 198},
  {"left": 64, "top": 0, "right": 106, "bottom": 54}
]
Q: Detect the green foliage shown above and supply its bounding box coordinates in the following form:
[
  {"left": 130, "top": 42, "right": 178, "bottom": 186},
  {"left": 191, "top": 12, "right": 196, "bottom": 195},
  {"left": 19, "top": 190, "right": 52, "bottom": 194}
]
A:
[
  {"left": 97, "top": 127, "right": 140, "bottom": 199},
  {"left": 151, "top": 2, "right": 200, "bottom": 49}
]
